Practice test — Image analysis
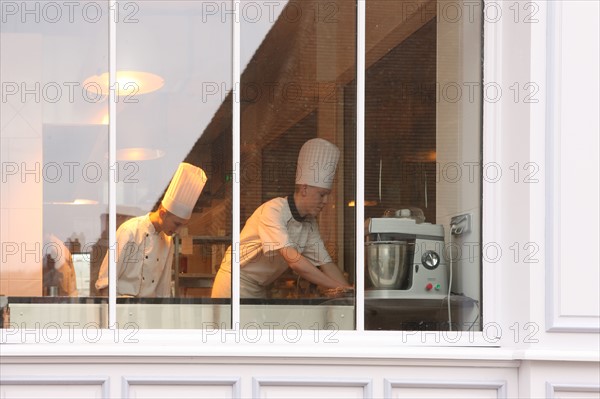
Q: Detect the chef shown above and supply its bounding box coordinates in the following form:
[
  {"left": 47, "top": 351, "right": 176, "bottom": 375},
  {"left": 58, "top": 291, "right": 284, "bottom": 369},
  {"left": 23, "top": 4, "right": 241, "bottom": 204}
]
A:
[
  {"left": 95, "top": 162, "right": 207, "bottom": 297},
  {"left": 211, "top": 138, "right": 352, "bottom": 298},
  {"left": 43, "top": 233, "right": 78, "bottom": 297}
]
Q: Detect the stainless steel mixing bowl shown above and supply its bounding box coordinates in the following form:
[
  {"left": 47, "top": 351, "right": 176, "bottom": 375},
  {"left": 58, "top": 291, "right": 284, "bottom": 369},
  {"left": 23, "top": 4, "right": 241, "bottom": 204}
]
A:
[{"left": 365, "top": 241, "right": 408, "bottom": 289}]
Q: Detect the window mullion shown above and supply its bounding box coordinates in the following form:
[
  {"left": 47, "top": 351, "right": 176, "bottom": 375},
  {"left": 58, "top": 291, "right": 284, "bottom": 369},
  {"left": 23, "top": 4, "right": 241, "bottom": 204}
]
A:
[
  {"left": 107, "top": 0, "right": 118, "bottom": 329},
  {"left": 231, "top": 0, "right": 241, "bottom": 329},
  {"left": 355, "top": 0, "right": 366, "bottom": 331}
]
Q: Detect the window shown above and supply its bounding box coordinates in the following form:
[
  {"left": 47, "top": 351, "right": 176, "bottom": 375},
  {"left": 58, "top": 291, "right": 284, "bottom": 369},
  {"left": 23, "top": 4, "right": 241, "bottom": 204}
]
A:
[
  {"left": 1, "top": 0, "right": 110, "bottom": 328},
  {"left": 1, "top": 0, "right": 483, "bottom": 336}
]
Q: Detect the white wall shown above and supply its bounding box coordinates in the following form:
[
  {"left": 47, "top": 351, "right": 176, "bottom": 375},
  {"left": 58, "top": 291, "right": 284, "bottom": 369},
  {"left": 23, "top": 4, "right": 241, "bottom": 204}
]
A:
[
  {"left": 0, "top": 1, "right": 598, "bottom": 398},
  {"left": 537, "top": 0, "right": 600, "bottom": 338},
  {"left": 436, "top": 0, "right": 483, "bottom": 328}
]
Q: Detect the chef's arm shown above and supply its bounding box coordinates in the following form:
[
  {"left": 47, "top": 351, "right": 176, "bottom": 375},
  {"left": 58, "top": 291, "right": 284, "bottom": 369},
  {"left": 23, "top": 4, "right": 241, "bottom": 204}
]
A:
[
  {"left": 280, "top": 247, "right": 351, "bottom": 290},
  {"left": 318, "top": 263, "right": 349, "bottom": 286}
]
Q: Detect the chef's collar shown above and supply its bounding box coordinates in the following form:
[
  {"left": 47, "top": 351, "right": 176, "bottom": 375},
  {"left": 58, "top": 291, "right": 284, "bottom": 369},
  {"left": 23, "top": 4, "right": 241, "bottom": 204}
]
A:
[
  {"left": 287, "top": 195, "right": 305, "bottom": 222},
  {"left": 144, "top": 213, "right": 159, "bottom": 235}
]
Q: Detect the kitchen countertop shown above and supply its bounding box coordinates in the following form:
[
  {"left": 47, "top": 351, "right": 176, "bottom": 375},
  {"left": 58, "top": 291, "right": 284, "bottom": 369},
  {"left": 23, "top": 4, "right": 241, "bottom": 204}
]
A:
[
  {"left": 3, "top": 296, "right": 354, "bottom": 306},
  {"left": 3, "top": 294, "right": 475, "bottom": 307},
  {"left": 2, "top": 295, "right": 477, "bottom": 331}
]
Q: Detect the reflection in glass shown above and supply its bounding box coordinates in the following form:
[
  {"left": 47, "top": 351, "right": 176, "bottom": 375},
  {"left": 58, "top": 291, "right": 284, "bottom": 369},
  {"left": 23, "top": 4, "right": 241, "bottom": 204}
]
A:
[
  {"left": 233, "top": 0, "right": 357, "bottom": 330},
  {"left": 364, "top": 0, "right": 483, "bottom": 331},
  {"left": 104, "top": 1, "right": 233, "bottom": 328},
  {"left": 1, "top": 0, "right": 483, "bottom": 333},
  {"left": 0, "top": 1, "right": 109, "bottom": 327}
]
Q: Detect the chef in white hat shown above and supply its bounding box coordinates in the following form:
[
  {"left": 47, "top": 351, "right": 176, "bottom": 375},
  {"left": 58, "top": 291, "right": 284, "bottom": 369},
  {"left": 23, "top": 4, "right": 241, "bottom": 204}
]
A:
[
  {"left": 96, "top": 162, "right": 207, "bottom": 297},
  {"left": 211, "top": 138, "right": 351, "bottom": 298},
  {"left": 43, "top": 233, "right": 78, "bottom": 297}
]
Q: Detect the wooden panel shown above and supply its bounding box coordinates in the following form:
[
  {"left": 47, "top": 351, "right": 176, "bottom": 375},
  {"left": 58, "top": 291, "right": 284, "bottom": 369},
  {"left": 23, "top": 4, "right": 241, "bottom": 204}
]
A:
[
  {"left": 123, "top": 377, "right": 240, "bottom": 399},
  {"left": 253, "top": 377, "right": 372, "bottom": 399},
  {"left": 0, "top": 377, "right": 108, "bottom": 399},
  {"left": 545, "top": 0, "right": 600, "bottom": 332},
  {"left": 385, "top": 380, "right": 507, "bottom": 399},
  {"left": 546, "top": 383, "right": 600, "bottom": 399}
]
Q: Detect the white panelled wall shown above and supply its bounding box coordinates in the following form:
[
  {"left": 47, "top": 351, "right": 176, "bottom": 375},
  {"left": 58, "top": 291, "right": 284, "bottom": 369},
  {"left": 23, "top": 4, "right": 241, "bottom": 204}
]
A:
[{"left": 1, "top": 1, "right": 599, "bottom": 398}]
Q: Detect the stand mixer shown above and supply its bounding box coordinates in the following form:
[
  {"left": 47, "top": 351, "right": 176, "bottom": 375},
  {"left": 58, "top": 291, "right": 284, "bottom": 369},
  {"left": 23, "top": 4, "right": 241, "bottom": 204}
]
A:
[{"left": 365, "top": 209, "right": 448, "bottom": 299}]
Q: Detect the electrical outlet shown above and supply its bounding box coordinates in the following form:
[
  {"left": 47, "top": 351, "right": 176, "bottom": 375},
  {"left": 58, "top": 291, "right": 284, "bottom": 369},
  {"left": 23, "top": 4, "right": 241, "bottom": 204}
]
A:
[{"left": 450, "top": 213, "right": 471, "bottom": 236}]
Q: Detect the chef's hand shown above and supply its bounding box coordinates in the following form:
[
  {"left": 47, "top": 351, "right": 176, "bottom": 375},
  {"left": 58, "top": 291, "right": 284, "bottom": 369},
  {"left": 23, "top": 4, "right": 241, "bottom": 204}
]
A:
[{"left": 320, "top": 286, "right": 354, "bottom": 298}]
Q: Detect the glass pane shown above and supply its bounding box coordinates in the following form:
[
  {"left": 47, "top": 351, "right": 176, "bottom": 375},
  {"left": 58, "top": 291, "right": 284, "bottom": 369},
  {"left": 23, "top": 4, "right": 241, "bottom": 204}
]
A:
[
  {"left": 364, "top": 0, "right": 483, "bottom": 331},
  {"left": 1, "top": 1, "right": 109, "bottom": 329},
  {"left": 222, "top": 0, "right": 356, "bottom": 331},
  {"left": 101, "top": 1, "right": 232, "bottom": 328}
]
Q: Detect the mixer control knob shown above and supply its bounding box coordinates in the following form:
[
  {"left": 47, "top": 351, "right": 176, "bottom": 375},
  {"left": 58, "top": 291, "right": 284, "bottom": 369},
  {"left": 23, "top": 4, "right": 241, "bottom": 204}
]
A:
[{"left": 421, "top": 250, "right": 440, "bottom": 270}]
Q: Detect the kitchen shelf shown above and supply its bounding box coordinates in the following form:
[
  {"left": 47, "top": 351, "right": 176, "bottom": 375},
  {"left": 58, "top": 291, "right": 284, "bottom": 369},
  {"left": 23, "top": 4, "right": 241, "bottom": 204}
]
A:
[
  {"left": 173, "top": 235, "right": 231, "bottom": 297},
  {"left": 178, "top": 273, "right": 215, "bottom": 289}
]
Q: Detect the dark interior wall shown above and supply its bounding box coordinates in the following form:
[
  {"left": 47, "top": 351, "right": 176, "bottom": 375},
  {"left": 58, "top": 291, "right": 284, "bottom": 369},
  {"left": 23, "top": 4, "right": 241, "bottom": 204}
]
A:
[
  {"left": 261, "top": 111, "right": 317, "bottom": 202},
  {"left": 364, "top": 18, "right": 437, "bottom": 223},
  {"left": 344, "top": 18, "right": 437, "bottom": 278}
]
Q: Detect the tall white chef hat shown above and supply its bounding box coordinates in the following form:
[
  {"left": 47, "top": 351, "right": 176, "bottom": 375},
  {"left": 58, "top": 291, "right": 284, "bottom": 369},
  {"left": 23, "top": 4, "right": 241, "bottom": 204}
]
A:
[
  {"left": 161, "top": 162, "right": 207, "bottom": 220},
  {"left": 295, "top": 138, "right": 340, "bottom": 190}
]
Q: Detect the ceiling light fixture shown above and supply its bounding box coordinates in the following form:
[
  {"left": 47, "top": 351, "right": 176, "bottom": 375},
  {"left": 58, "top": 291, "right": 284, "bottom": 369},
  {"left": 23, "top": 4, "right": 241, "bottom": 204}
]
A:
[
  {"left": 83, "top": 70, "right": 165, "bottom": 96},
  {"left": 47, "top": 199, "right": 100, "bottom": 205},
  {"left": 115, "top": 147, "right": 165, "bottom": 161}
]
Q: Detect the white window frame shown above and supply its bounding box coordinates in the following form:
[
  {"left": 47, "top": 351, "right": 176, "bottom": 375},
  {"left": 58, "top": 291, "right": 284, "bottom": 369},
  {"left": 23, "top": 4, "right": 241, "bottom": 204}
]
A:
[
  {"left": 1, "top": 0, "right": 518, "bottom": 351},
  {"left": 106, "top": 0, "right": 498, "bottom": 347}
]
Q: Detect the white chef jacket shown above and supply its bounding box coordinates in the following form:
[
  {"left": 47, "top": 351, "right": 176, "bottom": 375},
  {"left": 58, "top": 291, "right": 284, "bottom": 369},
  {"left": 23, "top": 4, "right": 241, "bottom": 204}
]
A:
[
  {"left": 56, "top": 252, "right": 78, "bottom": 297},
  {"left": 95, "top": 214, "right": 174, "bottom": 297},
  {"left": 211, "top": 196, "right": 332, "bottom": 298},
  {"left": 44, "top": 234, "right": 78, "bottom": 297}
]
